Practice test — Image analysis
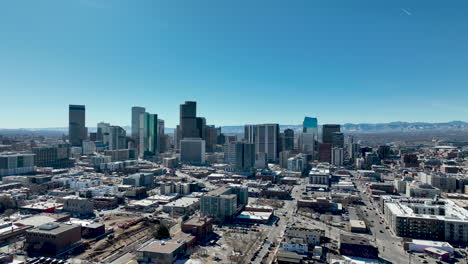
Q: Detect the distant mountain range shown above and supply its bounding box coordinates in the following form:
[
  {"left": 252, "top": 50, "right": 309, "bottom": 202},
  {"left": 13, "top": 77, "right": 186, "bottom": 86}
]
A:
[
  {"left": 1, "top": 121, "right": 468, "bottom": 136},
  {"left": 221, "top": 121, "right": 468, "bottom": 134}
]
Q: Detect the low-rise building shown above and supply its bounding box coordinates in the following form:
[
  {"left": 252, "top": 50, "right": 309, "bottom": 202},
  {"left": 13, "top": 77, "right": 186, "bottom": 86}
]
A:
[
  {"left": 339, "top": 234, "right": 379, "bottom": 259},
  {"left": 25, "top": 223, "right": 81, "bottom": 255},
  {"left": 62, "top": 196, "right": 94, "bottom": 216},
  {"left": 162, "top": 197, "right": 200, "bottom": 215},
  {"left": 181, "top": 216, "right": 213, "bottom": 242}
]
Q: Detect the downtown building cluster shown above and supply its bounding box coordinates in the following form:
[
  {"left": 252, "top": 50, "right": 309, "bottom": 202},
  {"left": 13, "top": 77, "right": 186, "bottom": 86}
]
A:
[{"left": 1, "top": 100, "right": 468, "bottom": 264}]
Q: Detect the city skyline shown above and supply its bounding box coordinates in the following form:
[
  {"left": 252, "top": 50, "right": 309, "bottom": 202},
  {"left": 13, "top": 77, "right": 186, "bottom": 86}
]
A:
[{"left": 2, "top": 1, "right": 468, "bottom": 128}]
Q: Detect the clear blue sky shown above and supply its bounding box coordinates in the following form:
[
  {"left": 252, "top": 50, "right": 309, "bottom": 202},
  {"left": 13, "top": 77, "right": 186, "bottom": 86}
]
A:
[{"left": 1, "top": 0, "right": 468, "bottom": 128}]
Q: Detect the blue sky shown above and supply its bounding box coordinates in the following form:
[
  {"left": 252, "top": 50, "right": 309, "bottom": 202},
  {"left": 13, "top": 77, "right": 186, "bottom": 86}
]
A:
[{"left": 1, "top": 0, "right": 468, "bottom": 128}]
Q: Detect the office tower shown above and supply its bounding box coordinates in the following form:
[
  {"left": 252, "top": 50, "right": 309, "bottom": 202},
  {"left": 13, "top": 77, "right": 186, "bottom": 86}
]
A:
[
  {"left": 283, "top": 128, "right": 295, "bottom": 151},
  {"left": 33, "top": 144, "right": 74, "bottom": 168},
  {"left": 146, "top": 114, "right": 159, "bottom": 155},
  {"left": 69, "top": 105, "right": 87, "bottom": 146},
  {"left": 244, "top": 125, "right": 256, "bottom": 143},
  {"left": 223, "top": 142, "right": 237, "bottom": 164},
  {"left": 301, "top": 117, "right": 318, "bottom": 158},
  {"left": 196, "top": 117, "right": 206, "bottom": 139},
  {"left": 108, "top": 126, "right": 126, "bottom": 150},
  {"left": 322, "top": 124, "right": 340, "bottom": 144},
  {"left": 318, "top": 143, "right": 332, "bottom": 163},
  {"left": 97, "top": 122, "right": 110, "bottom": 143},
  {"left": 0, "top": 153, "right": 35, "bottom": 176},
  {"left": 378, "top": 145, "right": 391, "bottom": 160},
  {"left": 254, "top": 152, "right": 267, "bottom": 169},
  {"left": 279, "top": 150, "right": 292, "bottom": 168},
  {"left": 332, "top": 148, "right": 344, "bottom": 166},
  {"left": 301, "top": 133, "right": 316, "bottom": 156},
  {"left": 205, "top": 125, "right": 217, "bottom": 152},
  {"left": 139, "top": 113, "right": 158, "bottom": 156},
  {"left": 331, "top": 132, "right": 344, "bottom": 148},
  {"left": 89, "top": 133, "right": 97, "bottom": 142},
  {"left": 131, "top": 107, "right": 145, "bottom": 138},
  {"left": 180, "top": 101, "right": 199, "bottom": 139},
  {"left": 180, "top": 138, "right": 206, "bottom": 164},
  {"left": 235, "top": 142, "right": 255, "bottom": 170},
  {"left": 175, "top": 125, "right": 181, "bottom": 150},
  {"left": 303, "top": 117, "right": 318, "bottom": 134},
  {"left": 255, "top": 124, "right": 280, "bottom": 162},
  {"left": 131, "top": 106, "right": 146, "bottom": 152},
  {"left": 158, "top": 119, "right": 166, "bottom": 153},
  {"left": 348, "top": 143, "right": 360, "bottom": 162},
  {"left": 82, "top": 140, "right": 96, "bottom": 155}
]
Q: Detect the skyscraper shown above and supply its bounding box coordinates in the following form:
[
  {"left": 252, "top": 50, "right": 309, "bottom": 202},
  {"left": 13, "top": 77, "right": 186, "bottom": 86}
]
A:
[
  {"left": 301, "top": 116, "right": 318, "bottom": 158},
  {"left": 131, "top": 106, "right": 146, "bottom": 152},
  {"left": 322, "top": 124, "right": 341, "bottom": 144},
  {"left": 244, "top": 125, "right": 256, "bottom": 144},
  {"left": 180, "top": 138, "right": 205, "bottom": 164},
  {"left": 318, "top": 143, "right": 332, "bottom": 163},
  {"left": 146, "top": 114, "right": 158, "bottom": 155},
  {"left": 283, "top": 128, "right": 295, "bottom": 151},
  {"left": 205, "top": 125, "right": 218, "bottom": 152},
  {"left": 303, "top": 117, "right": 318, "bottom": 134},
  {"left": 139, "top": 113, "right": 158, "bottom": 156},
  {"left": 158, "top": 119, "right": 166, "bottom": 153},
  {"left": 255, "top": 124, "right": 280, "bottom": 162},
  {"left": 108, "top": 126, "right": 126, "bottom": 150},
  {"left": 235, "top": 142, "right": 255, "bottom": 170},
  {"left": 97, "top": 122, "right": 110, "bottom": 144},
  {"left": 332, "top": 147, "right": 344, "bottom": 166},
  {"left": 331, "top": 132, "right": 344, "bottom": 148},
  {"left": 69, "top": 105, "right": 86, "bottom": 146},
  {"left": 180, "top": 101, "right": 199, "bottom": 139}
]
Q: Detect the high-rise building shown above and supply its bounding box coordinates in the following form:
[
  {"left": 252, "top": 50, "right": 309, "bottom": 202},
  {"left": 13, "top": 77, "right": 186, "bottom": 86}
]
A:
[
  {"left": 300, "top": 133, "right": 316, "bottom": 157},
  {"left": 138, "top": 113, "right": 158, "bottom": 157},
  {"left": 235, "top": 142, "right": 255, "bottom": 171},
  {"left": 32, "top": 144, "right": 73, "bottom": 168},
  {"left": 146, "top": 114, "right": 159, "bottom": 155},
  {"left": 331, "top": 148, "right": 344, "bottom": 166},
  {"left": 287, "top": 155, "right": 306, "bottom": 172},
  {"left": 223, "top": 142, "right": 237, "bottom": 164},
  {"left": 200, "top": 186, "right": 248, "bottom": 220},
  {"left": 301, "top": 117, "right": 318, "bottom": 158},
  {"left": 279, "top": 150, "right": 293, "bottom": 169},
  {"left": 131, "top": 106, "right": 146, "bottom": 152},
  {"left": 108, "top": 126, "right": 126, "bottom": 150},
  {"left": 158, "top": 119, "right": 166, "bottom": 153},
  {"left": 244, "top": 125, "right": 256, "bottom": 144},
  {"left": 97, "top": 122, "right": 110, "bottom": 143},
  {"left": 180, "top": 138, "right": 205, "bottom": 164},
  {"left": 318, "top": 143, "right": 332, "bottom": 163},
  {"left": 0, "top": 153, "right": 35, "bottom": 176},
  {"left": 205, "top": 125, "right": 217, "bottom": 153},
  {"left": 303, "top": 117, "right": 318, "bottom": 134},
  {"left": 180, "top": 101, "right": 199, "bottom": 139},
  {"left": 331, "top": 132, "right": 344, "bottom": 148},
  {"left": 69, "top": 105, "right": 87, "bottom": 146},
  {"left": 196, "top": 117, "right": 206, "bottom": 139},
  {"left": 255, "top": 124, "right": 280, "bottom": 162},
  {"left": 175, "top": 125, "right": 182, "bottom": 150},
  {"left": 322, "top": 124, "right": 340, "bottom": 144},
  {"left": 377, "top": 145, "right": 391, "bottom": 160},
  {"left": 283, "top": 128, "right": 295, "bottom": 151}
]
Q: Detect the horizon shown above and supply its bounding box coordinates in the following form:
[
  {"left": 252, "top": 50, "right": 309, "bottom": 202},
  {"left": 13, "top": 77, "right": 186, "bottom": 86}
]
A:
[
  {"left": 1, "top": 120, "right": 467, "bottom": 130},
  {"left": 1, "top": 1, "right": 468, "bottom": 128}
]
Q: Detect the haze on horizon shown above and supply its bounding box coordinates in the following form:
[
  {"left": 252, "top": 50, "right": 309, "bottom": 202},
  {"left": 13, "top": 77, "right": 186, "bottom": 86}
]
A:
[{"left": 1, "top": 0, "right": 468, "bottom": 128}]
